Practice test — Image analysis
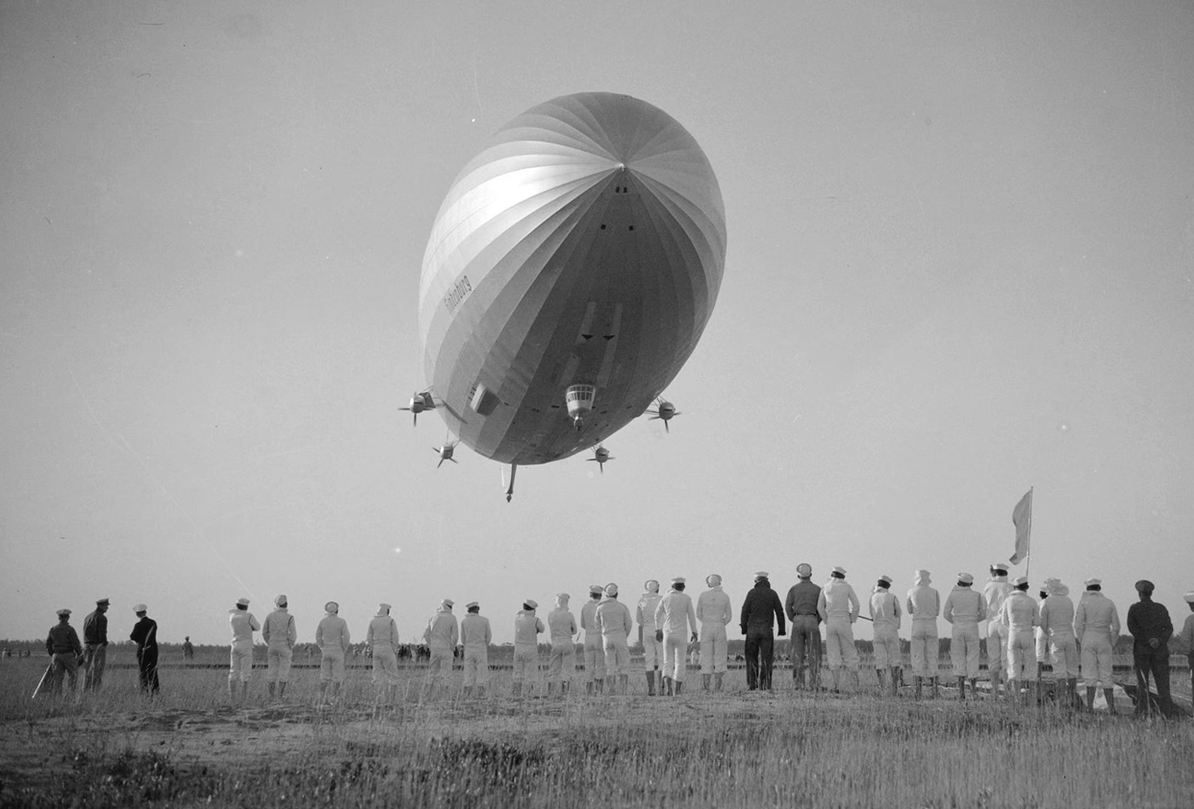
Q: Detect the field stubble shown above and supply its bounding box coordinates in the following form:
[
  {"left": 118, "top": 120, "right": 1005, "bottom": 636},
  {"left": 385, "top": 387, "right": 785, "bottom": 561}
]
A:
[{"left": 1, "top": 656, "right": 1192, "bottom": 808}]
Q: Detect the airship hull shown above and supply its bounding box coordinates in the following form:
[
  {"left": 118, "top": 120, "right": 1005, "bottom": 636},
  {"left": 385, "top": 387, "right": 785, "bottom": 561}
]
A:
[{"left": 418, "top": 93, "right": 726, "bottom": 465}]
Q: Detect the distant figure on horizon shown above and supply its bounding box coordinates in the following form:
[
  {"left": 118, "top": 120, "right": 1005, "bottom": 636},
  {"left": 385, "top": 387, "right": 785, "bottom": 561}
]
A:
[
  {"left": 943, "top": 573, "right": 986, "bottom": 701},
  {"left": 316, "top": 601, "right": 351, "bottom": 703},
  {"left": 183, "top": 636, "right": 194, "bottom": 660},
  {"left": 263, "top": 595, "right": 297, "bottom": 700},
  {"left": 1127, "top": 580, "right": 1176, "bottom": 718},
  {"left": 817, "top": 567, "right": 859, "bottom": 693},
  {"left": 460, "top": 601, "right": 492, "bottom": 698},
  {"left": 45, "top": 608, "right": 82, "bottom": 697},
  {"left": 982, "top": 563, "right": 1014, "bottom": 697},
  {"left": 907, "top": 570, "right": 941, "bottom": 699},
  {"left": 423, "top": 599, "right": 458, "bottom": 695},
  {"left": 697, "top": 574, "right": 733, "bottom": 692},
  {"left": 869, "top": 575, "right": 902, "bottom": 696},
  {"left": 581, "top": 585, "right": 606, "bottom": 695},
  {"left": 1074, "top": 578, "right": 1119, "bottom": 713},
  {"left": 637, "top": 580, "right": 663, "bottom": 696},
  {"left": 595, "top": 583, "right": 634, "bottom": 695},
  {"left": 655, "top": 577, "right": 698, "bottom": 696},
  {"left": 82, "top": 597, "right": 109, "bottom": 692},
  {"left": 785, "top": 564, "right": 822, "bottom": 690},
  {"left": 741, "top": 571, "right": 785, "bottom": 691},
  {"left": 546, "top": 593, "right": 577, "bottom": 696},
  {"left": 130, "top": 604, "right": 160, "bottom": 694},
  {"left": 228, "top": 597, "right": 259, "bottom": 703}
]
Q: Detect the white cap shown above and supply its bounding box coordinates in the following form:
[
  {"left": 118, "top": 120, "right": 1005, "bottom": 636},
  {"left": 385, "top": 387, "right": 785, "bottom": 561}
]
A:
[
  {"left": 274, "top": 594, "right": 287, "bottom": 607},
  {"left": 378, "top": 603, "right": 391, "bottom": 614},
  {"left": 754, "top": 571, "right": 769, "bottom": 579},
  {"left": 56, "top": 608, "right": 71, "bottom": 617},
  {"left": 832, "top": 566, "right": 847, "bottom": 577},
  {"left": 524, "top": 599, "right": 538, "bottom": 609},
  {"left": 1012, "top": 575, "right": 1028, "bottom": 587},
  {"left": 990, "top": 561, "right": 1009, "bottom": 572},
  {"left": 706, "top": 574, "right": 722, "bottom": 587},
  {"left": 644, "top": 579, "right": 659, "bottom": 593},
  {"left": 589, "top": 584, "right": 604, "bottom": 595},
  {"left": 1084, "top": 578, "right": 1102, "bottom": 588},
  {"left": 134, "top": 603, "right": 147, "bottom": 613},
  {"left": 466, "top": 601, "right": 480, "bottom": 609},
  {"left": 876, "top": 574, "right": 892, "bottom": 586},
  {"left": 796, "top": 563, "right": 812, "bottom": 578},
  {"left": 958, "top": 573, "right": 974, "bottom": 585},
  {"left": 604, "top": 583, "right": 618, "bottom": 597},
  {"left": 325, "top": 601, "right": 339, "bottom": 613},
  {"left": 1183, "top": 591, "right": 1194, "bottom": 604},
  {"left": 442, "top": 599, "right": 454, "bottom": 609},
  {"left": 236, "top": 598, "right": 250, "bottom": 607},
  {"left": 671, "top": 577, "right": 686, "bottom": 585},
  {"left": 555, "top": 593, "right": 569, "bottom": 604}
]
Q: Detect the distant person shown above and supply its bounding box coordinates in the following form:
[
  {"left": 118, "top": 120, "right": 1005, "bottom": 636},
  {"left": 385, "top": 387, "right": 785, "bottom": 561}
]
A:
[
  {"left": 595, "top": 584, "right": 634, "bottom": 694},
  {"left": 183, "top": 636, "right": 194, "bottom": 661},
  {"left": 513, "top": 599, "right": 545, "bottom": 697},
  {"left": 943, "top": 573, "right": 986, "bottom": 700},
  {"left": 637, "top": 580, "right": 664, "bottom": 696},
  {"left": 1126, "top": 580, "right": 1176, "bottom": 718},
  {"left": 367, "top": 602, "right": 400, "bottom": 702},
  {"left": 1180, "top": 592, "right": 1194, "bottom": 698},
  {"left": 129, "top": 604, "right": 159, "bottom": 694},
  {"left": 423, "top": 599, "right": 458, "bottom": 694},
  {"left": 228, "top": 597, "right": 259, "bottom": 702},
  {"left": 740, "top": 571, "right": 786, "bottom": 691},
  {"left": 45, "top": 608, "right": 82, "bottom": 696},
  {"left": 580, "top": 585, "right": 606, "bottom": 694},
  {"left": 1038, "top": 578, "right": 1079, "bottom": 707},
  {"left": 982, "top": 563, "right": 1014, "bottom": 696},
  {"left": 785, "top": 564, "right": 822, "bottom": 690},
  {"left": 999, "top": 576, "right": 1038, "bottom": 706},
  {"left": 546, "top": 593, "right": 578, "bottom": 696},
  {"left": 82, "top": 598, "right": 109, "bottom": 692},
  {"left": 262, "top": 595, "right": 297, "bottom": 700},
  {"left": 1074, "top": 577, "right": 1120, "bottom": 713},
  {"left": 316, "top": 601, "right": 351, "bottom": 703},
  {"left": 697, "top": 574, "right": 733, "bottom": 692},
  {"left": 460, "top": 602, "right": 492, "bottom": 697},
  {"left": 654, "top": 577, "right": 698, "bottom": 695},
  {"left": 817, "top": 567, "right": 859, "bottom": 693},
  {"left": 869, "top": 575, "right": 902, "bottom": 696},
  {"left": 906, "top": 569, "right": 941, "bottom": 699}
]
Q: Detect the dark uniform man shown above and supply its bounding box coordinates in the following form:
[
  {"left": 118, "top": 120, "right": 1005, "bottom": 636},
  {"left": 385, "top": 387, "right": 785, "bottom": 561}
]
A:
[
  {"left": 740, "top": 571, "right": 786, "bottom": 690},
  {"left": 183, "top": 636, "right": 194, "bottom": 660},
  {"left": 785, "top": 563, "right": 822, "bottom": 689},
  {"left": 1126, "top": 580, "right": 1174, "bottom": 718},
  {"left": 82, "top": 598, "right": 109, "bottom": 691},
  {"left": 45, "top": 608, "right": 83, "bottom": 695},
  {"left": 130, "top": 604, "right": 160, "bottom": 694}
]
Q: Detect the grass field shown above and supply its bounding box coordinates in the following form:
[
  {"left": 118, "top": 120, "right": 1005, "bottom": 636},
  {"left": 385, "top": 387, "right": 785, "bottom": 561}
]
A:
[{"left": 1, "top": 652, "right": 1192, "bottom": 808}]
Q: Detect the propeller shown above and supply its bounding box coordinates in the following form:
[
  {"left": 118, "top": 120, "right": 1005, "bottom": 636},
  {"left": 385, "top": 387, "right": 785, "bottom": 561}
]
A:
[
  {"left": 433, "top": 436, "right": 459, "bottom": 468},
  {"left": 400, "top": 390, "right": 435, "bottom": 426},
  {"left": 646, "top": 397, "right": 680, "bottom": 432},
  {"left": 586, "top": 445, "right": 614, "bottom": 473}
]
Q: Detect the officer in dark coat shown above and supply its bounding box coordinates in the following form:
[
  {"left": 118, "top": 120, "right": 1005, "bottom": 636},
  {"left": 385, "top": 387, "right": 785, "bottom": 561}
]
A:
[
  {"left": 1126, "top": 580, "right": 1175, "bottom": 718},
  {"left": 739, "top": 571, "right": 786, "bottom": 690},
  {"left": 130, "top": 604, "right": 160, "bottom": 694}
]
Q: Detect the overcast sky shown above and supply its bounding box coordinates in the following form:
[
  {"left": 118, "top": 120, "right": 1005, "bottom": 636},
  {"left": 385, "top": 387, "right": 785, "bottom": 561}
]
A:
[{"left": 3, "top": 1, "right": 1192, "bottom": 645}]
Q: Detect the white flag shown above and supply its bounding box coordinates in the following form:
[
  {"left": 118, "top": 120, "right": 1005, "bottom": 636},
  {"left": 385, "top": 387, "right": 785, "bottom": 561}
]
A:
[{"left": 1010, "top": 488, "right": 1032, "bottom": 565}]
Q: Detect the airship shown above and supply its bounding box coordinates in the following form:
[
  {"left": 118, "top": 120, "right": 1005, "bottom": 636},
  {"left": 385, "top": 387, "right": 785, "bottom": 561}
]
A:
[{"left": 417, "top": 92, "right": 726, "bottom": 499}]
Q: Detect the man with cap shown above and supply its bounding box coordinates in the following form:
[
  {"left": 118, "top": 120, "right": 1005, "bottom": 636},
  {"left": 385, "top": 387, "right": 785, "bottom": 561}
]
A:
[
  {"left": 316, "top": 601, "right": 351, "bottom": 702},
  {"left": 817, "top": 567, "right": 860, "bottom": 693},
  {"left": 741, "top": 572, "right": 786, "bottom": 691},
  {"left": 45, "top": 608, "right": 83, "bottom": 696},
  {"left": 1035, "top": 582, "right": 1053, "bottom": 683},
  {"left": 580, "top": 585, "right": 606, "bottom": 694},
  {"left": 1126, "top": 580, "right": 1176, "bottom": 718},
  {"left": 943, "top": 573, "right": 987, "bottom": 700},
  {"left": 697, "top": 574, "right": 733, "bottom": 692},
  {"left": 130, "top": 604, "right": 160, "bottom": 694},
  {"left": 423, "top": 599, "right": 459, "bottom": 695},
  {"left": 262, "top": 595, "right": 297, "bottom": 700},
  {"left": 513, "top": 599, "right": 545, "bottom": 697},
  {"left": 654, "top": 578, "right": 699, "bottom": 695},
  {"left": 595, "top": 583, "right": 634, "bottom": 694},
  {"left": 460, "top": 602, "right": 492, "bottom": 697},
  {"left": 546, "top": 594, "right": 578, "bottom": 696},
  {"left": 183, "top": 636, "right": 194, "bottom": 660},
  {"left": 869, "top": 575, "right": 902, "bottom": 696},
  {"left": 82, "top": 598, "right": 109, "bottom": 692},
  {"left": 367, "top": 603, "right": 400, "bottom": 702},
  {"left": 637, "top": 580, "right": 664, "bottom": 696},
  {"left": 785, "top": 564, "right": 823, "bottom": 690},
  {"left": 981, "top": 563, "right": 1014, "bottom": 696},
  {"left": 906, "top": 570, "right": 941, "bottom": 699},
  {"left": 998, "top": 576, "right": 1039, "bottom": 706},
  {"left": 1074, "top": 578, "right": 1120, "bottom": 712},
  {"left": 1179, "top": 591, "right": 1194, "bottom": 698},
  {"left": 1038, "top": 578, "right": 1079, "bottom": 708},
  {"left": 228, "top": 597, "right": 259, "bottom": 702}
]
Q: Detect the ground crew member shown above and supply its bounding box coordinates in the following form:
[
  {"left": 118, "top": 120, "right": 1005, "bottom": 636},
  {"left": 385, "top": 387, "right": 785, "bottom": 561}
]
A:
[
  {"left": 262, "top": 594, "right": 296, "bottom": 700},
  {"left": 1180, "top": 592, "right": 1194, "bottom": 698},
  {"left": 130, "top": 604, "right": 160, "bottom": 694},
  {"left": 581, "top": 585, "right": 606, "bottom": 694},
  {"left": 741, "top": 571, "right": 786, "bottom": 691},
  {"left": 907, "top": 569, "right": 941, "bottom": 699},
  {"left": 596, "top": 583, "right": 633, "bottom": 694},
  {"left": 869, "top": 575, "right": 901, "bottom": 696},
  {"left": 655, "top": 577, "right": 698, "bottom": 695},
  {"left": 367, "top": 603, "right": 400, "bottom": 702},
  {"left": 316, "top": 601, "right": 350, "bottom": 702},
  {"left": 1035, "top": 582, "right": 1053, "bottom": 682},
  {"left": 817, "top": 567, "right": 859, "bottom": 692},
  {"left": 423, "top": 599, "right": 458, "bottom": 695},
  {"left": 785, "top": 564, "right": 822, "bottom": 690},
  {"left": 999, "top": 576, "right": 1038, "bottom": 706},
  {"left": 45, "top": 608, "right": 82, "bottom": 696},
  {"left": 1039, "top": 579, "right": 1078, "bottom": 707},
  {"left": 637, "top": 580, "right": 664, "bottom": 696},
  {"left": 228, "top": 597, "right": 259, "bottom": 702},
  {"left": 1074, "top": 578, "right": 1120, "bottom": 712},
  {"left": 982, "top": 563, "right": 1014, "bottom": 696},
  {"left": 513, "top": 599, "right": 545, "bottom": 697},
  {"left": 697, "top": 574, "right": 733, "bottom": 692},
  {"left": 1127, "top": 580, "right": 1176, "bottom": 718},
  {"left": 82, "top": 598, "right": 109, "bottom": 692},
  {"left": 943, "top": 573, "right": 986, "bottom": 700},
  {"left": 546, "top": 593, "right": 577, "bottom": 696},
  {"left": 460, "top": 602, "right": 492, "bottom": 697}
]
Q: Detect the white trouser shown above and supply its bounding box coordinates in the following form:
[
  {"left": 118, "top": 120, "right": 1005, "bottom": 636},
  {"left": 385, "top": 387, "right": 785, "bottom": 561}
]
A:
[
  {"left": 266, "top": 643, "right": 292, "bottom": 683},
  {"left": 1049, "top": 634, "right": 1079, "bottom": 679},
  {"left": 513, "top": 646, "right": 538, "bottom": 684},
  {"left": 584, "top": 635, "right": 605, "bottom": 681},
  {"left": 320, "top": 646, "right": 345, "bottom": 682},
  {"left": 699, "top": 622, "right": 728, "bottom": 674},
  {"left": 229, "top": 640, "right": 253, "bottom": 682},
  {"left": 824, "top": 617, "right": 859, "bottom": 671},
  {"left": 602, "top": 633, "right": 631, "bottom": 676},
  {"left": 462, "top": 647, "right": 489, "bottom": 687},
  {"left": 548, "top": 643, "right": 575, "bottom": 682},
  {"left": 663, "top": 632, "right": 688, "bottom": 681},
  {"left": 987, "top": 622, "right": 1008, "bottom": 677},
  {"left": 1080, "top": 632, "right": 1113, "bottom": 687},
  {"left": 1007, "top": 628, "right": 1036, "bottom": 680},
  {"left": 950, "top": 622, "right": 981, "bottom": 678},
  {"left": 643, "top": 633, "right": 663, "bottom": 671},
  {"left": 427, "top": 641, "right": 453, "bottom": 684},
  {"left": 371, "top": 643, "right": 399, "bottom": 685},
  {"left": 872, "top": 626, "right": 901, "bottom": 669},
  {"left": 910, "top": 620, "right": 938, "bottom": 678}
]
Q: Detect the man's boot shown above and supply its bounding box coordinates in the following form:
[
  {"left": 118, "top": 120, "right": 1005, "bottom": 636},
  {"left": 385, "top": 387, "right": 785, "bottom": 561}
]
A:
[
  {"left": 930, "top": 677, "right": 939, "bottom": 699},
  {"left": 619, "top": 674, "right": 628, "bottom": 694},
  {"left": 890, "top": 667, "right": 901, "bottom": 696},
  {"left": 268, "top": 682, "right": 276, "bottom": 699},
  {"left": 794, "top": 664, "right": 805, "bottom": 689},
  {"left": 664, "top": 676, "right": 673, "bottom": 696},
  {"left": 702, "top": 674, "right": 711, "bottom": 692},
  {"left": 914, "top": 676, "right": 923, "bottom": 700},
  {"left": 586, "top": 681, "right": 593, "bottom": 695},
  {"left": 957, "top": 676, "right": 966, "bottom": 700},
  {"left": 674, "top": 681, "right": 683, "bottom": 695},
  {"left": 279, "top": 682, "right": 287, "bottom": 699},
  {"left": 1103, "top": 687, "right": 1115, "bottom": 714},
  {"left": 646, "top": 673, "right": 656, "bottom": 696},
  {"left": 876, "top": 669, "right": 887, "bottom": 695},
  {"left": 713, "top": 672, "right": 724, "bottom": 692}
]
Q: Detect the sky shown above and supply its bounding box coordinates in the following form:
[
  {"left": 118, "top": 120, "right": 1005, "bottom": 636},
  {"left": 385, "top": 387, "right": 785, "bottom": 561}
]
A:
[{"left": 3, "top": 1, "right": 1193, "bottom": 646}]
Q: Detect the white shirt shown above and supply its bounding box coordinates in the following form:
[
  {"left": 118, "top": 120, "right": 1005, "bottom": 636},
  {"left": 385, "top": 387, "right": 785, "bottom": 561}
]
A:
[
  {"left": 818, "top": 578, "right": 860, "bottom": 622},
  {"left": 869, "top": 589, "right": 901, "bottom": 630},
  {"left": 367, "top": 615, "right": 399, "bottom": 647},
  {"left": 696, "top": 587, "right": 733, "bottom": 626},
  {"left": 655, "top": 590, "right": 698, "bottom": 636},
  {"left": 229, "top": 609, "right": 260, "bottom": 643}
]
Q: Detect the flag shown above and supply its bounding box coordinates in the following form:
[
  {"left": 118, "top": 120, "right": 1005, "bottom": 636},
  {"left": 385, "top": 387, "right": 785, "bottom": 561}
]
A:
[{"left": 1010, "top": 487, "right": 1032, "bottom": 565}]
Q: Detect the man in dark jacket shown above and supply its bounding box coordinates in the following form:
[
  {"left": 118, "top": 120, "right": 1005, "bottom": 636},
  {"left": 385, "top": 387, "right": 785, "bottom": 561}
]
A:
[
  {"left": 785, "top": 563, "right": 822, "bottom": 689},
  {"left": 740, "top": 571, "right": 786, "bottom": 690},
  {"left": 1126, "top": 580, "right": 1174, "bottom": 718},
  {"left": 130, "top": 604, "right": 160, "bottom": 694},
  {"left": 82, "top": 597, "right": 109, "bottom": 691}
]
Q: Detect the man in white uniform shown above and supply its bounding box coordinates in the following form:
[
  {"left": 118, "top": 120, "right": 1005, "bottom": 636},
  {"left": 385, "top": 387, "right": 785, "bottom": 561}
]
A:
[
  {"left": 869, "top": 575, "right": 901, "bottom": 696},
  {"left": 547, "top": 593, "right": 578, "bottom": 696},
  {"left": 817, "top": 567, "right": 860, "bottom": 692},
  {"left": 1035, "top": 582, "right": 1053, "bottom": 683},
  {"left": 943, "top": 573, "right": 986, "bottom": 700},
  {"left": 262, "top": 594, "right": 296, "bottom": 700},
  {"left": 595, "top": 583, "right": 633, "bottom": 694},
  {"left": 999, "top": 576, "right": 1039, "bottom": 706},
  {"left": 697, "top": 574, "right": 733, "bottom": 692},
  {"left": 1039, "top": 578, "right": 1079, "bottom": 708},
  {"left": 423, "top": 599, "right": 459, "bottom": 695},
  {"left": 906, "top": 570, "right": 941, "bottom": 699},
  {"left": 580, "top": 585, "right": 606, "bottom": 694},
  {"left": 228, "top": 597, "right": 259, "bottom": 703},
  {"left": 460, "top": 602, "right": 492, "bottom": 697},
  {"left": 637, "top": 580, "right": 664, "bottom": 696},
  {"left": 654, "top": 577, "right": 698, "bottom": 695},
  {"left": 982, "top": 562, "right": 1014, "bottom": 696},
  {"left": 1074, "top": 578, "right": 1119, "bottom": 712},
  {"left": 315, "top": 601, "right": 350, "bottom": 703},
  {"left": 513, "top": 599, "right": 545, "bottom": 697},
  {"left": 367, "top": 602, "right": 400, "bottom": 702}
]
